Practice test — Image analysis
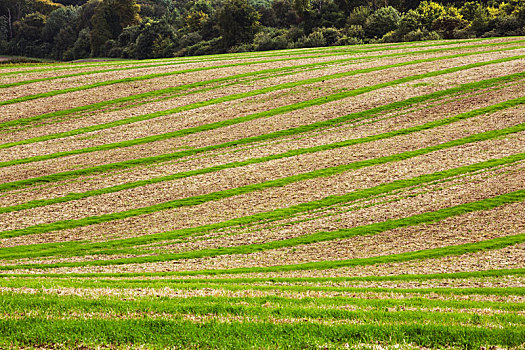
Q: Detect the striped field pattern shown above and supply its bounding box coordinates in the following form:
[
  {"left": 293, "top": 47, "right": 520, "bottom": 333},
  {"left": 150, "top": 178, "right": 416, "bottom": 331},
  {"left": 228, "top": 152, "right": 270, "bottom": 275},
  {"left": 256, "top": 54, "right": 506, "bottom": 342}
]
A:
[{"left": 1, "top": 37, "right": 525, "bottom": 349}]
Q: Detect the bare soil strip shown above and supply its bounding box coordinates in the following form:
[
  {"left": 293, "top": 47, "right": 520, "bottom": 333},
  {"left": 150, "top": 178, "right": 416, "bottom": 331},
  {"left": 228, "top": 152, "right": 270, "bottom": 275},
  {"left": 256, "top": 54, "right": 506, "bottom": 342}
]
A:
[
  {"left": 0, "top": 54, "right": 374, "bottom": 120},
  {"left": 5, "top": 164, "right": 522, "bottom": 266},
  {"left": 160, "top": 197, "right": 524, "bottom": 272},
  {"left": 1, "top": 79, "right": 522, "bottom": 209},
  {"left": 1, "top": 74, "right": 521, "bottom": 210},
  {"left": 142, "top": 163, "right": 525, "bottom": 253},
  {"left": 0, "top": 48, "right": 506, "bottom": 149},
  {"left": 0, "top": 54, "right": 372, "bottom": 102},
  {"left": 0, "top": 38, "right": 511, "bottom": 80},
  {"left": 2, "top": 56, "right": 524, "bottom": 186},
  {"left": 1, "top": 282, "right": 524, "bottom": 304},
  {"left": 1, "top": 45, "right": 523, "bottom": 134},
  {"left": 45, "top": 165, "right": 524, "bottom": 274},
  {"left": 1, "top": 131, "right": 523, "bottom": 250},
  {"left": 0, "top": 105, "right": 523, "bottom": 233}
]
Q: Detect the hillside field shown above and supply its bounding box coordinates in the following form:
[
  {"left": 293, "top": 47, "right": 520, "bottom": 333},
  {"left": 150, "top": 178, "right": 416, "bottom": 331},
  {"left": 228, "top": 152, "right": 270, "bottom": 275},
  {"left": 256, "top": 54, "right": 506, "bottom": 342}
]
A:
[{"left": 0, "top": 37, "right": 525, "bottom": 349}]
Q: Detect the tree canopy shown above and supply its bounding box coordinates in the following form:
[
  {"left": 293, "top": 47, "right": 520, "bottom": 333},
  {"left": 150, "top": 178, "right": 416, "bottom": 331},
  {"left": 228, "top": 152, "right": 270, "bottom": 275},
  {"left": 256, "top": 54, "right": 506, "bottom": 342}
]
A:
[{"left": 1, "top": 0, "right": 524, "bottom": 60}]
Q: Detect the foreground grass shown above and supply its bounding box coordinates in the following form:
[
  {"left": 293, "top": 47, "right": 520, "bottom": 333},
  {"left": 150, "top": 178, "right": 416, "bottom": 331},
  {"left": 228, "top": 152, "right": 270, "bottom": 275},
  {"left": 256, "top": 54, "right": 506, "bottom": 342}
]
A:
[
  {"left": 1, "top": 315, "right": 523, "bottom": 349},
  {"left": 1, "top": 283, "right": 524, "bottom": 348}
]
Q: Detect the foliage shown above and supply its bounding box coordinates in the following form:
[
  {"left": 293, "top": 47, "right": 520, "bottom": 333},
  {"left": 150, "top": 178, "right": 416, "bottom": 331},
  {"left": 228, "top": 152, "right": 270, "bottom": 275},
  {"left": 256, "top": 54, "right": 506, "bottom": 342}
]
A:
[
  {"left": 365, "top": 6, "right": 401, "bottom": 38},
  {"left": 135, "top": 18, "right": 176, "bottom": 58},
  {"left": 252, "top": 27, "right": 288, "bottom": 50},
  {"left": 90, "top": 0, "right": 140, "bottom": 56},
  {"left": 433, "top": 7, "right": 467, "bottom": 38},
  {"left": 217, "top": 0, "right": 260, "bottom": 47},
  {"left": 0, "top": 0, "right": 524, "bottom": 59},
  {"left": 347, "top": 5, "right": 370, "bottom": 26}
]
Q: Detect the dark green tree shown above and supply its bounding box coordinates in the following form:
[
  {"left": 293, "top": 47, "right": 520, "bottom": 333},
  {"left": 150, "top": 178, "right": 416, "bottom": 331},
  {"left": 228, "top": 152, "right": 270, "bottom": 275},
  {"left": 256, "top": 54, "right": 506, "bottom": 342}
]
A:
[
  {"left": 364, "top": 5, "right": 401, "bottom": 37},
  {"left": 217, "top": 0, "right": 260, "bottom": 47},
  {"left": 42, "top": 6, "right": 78, "bottom": 42},
  {"left": 12, "top": 12, "right": 50, "bottom": 56},
  {"left": 135, "top": 18, "right": 175, "bottom": 58},
  {"left": 90, "top": 0, "right": 140, "bottom": 56}
]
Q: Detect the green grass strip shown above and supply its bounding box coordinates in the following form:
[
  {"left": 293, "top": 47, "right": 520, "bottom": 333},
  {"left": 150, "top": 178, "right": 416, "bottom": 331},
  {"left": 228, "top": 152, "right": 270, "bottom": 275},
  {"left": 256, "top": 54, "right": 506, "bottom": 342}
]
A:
[
  {"left": 1, "top": 293, "right": 522, "bottom": 332},
  {"left": 1, "top": 104, "right": 524, "bottom": 241},
  {"left": 1, "top": 150, "right": 522, "bottom": 261},
  {"left": 3, "top": 44, "right": 400, "bottom": 105},
  {"left": 1, "top": 314, "right": 523, "bottom": 348},
  {"left": 0, "top": 37, "right": 494, "bottom": 71},
  {"left": 5, "top": 39, "right": 484, "bottom": 105},
  {"left": 0, "top": 50, "right": 398, "bottom": 132},
  {"left": 0, "top": 60, "right": 248, "bottom": 89},
  {"left": 171, "top": 227, "right": 525, "bottom": 277},
  {"left": 3, "top": 41, "right": 523, "bottom": 142},
  {"left": 2, "top": 41, "right": 523, "bottom": 132},
  {"left": 2, "top": 274, "right": 524, "bottom": 299},
  {"left": 1, "top": 95, "right": 524, "bottom": 217},
  {"left": 177, "top": 268, "right": 525, "bottom": 285},
  {"left": 2, "top": 68, "right": 524, "bottom": 196},
  {"left": 0, "top": 57, "right": 302, "bottom": 107},
  {"left": 0, "top": 47, "right": 397, "bottom": 133},
  {"left": 18, "top": 267, "right": 522, "bottom": 285},
  {"left": 1, "top": 151, "right": 523, "bottom": 261},
  {"left": 1, "top": 281, "right": 524, "bottom": 316},
  {"left": 24, "top": 217, "right": 520, "bottom": 275},
  {"left": 0, "top": 38, "right": 481, "bottom": 88},
  {"left": 1, "top": 151, "right": 524, "bottom": 271},
  {"left": 2, "top": 53, "right": 525, "bottom": 172},
  {"left": 8, "top": 187, "right": 524, "bottom": 271}
]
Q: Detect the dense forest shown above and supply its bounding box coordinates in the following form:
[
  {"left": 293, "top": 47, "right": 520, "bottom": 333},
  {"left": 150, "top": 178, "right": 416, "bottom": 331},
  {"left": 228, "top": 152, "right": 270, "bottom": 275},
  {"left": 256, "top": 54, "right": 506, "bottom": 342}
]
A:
[{"left": 0, "top": 0, "right": 524, "bottom": 60}]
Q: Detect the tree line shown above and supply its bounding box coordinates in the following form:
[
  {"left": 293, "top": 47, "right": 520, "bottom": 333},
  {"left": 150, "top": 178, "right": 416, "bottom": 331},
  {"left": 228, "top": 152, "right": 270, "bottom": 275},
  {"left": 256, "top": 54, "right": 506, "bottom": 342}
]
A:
[{"left": 0, "top": 0, "right": 524, "bottom": 60}]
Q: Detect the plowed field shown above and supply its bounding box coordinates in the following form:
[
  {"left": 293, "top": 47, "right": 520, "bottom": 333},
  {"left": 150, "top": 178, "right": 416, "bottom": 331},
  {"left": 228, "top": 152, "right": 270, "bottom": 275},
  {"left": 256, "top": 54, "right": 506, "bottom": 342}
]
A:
[{"left": 1, "top": 38, "right": 525, "bottom": 349}]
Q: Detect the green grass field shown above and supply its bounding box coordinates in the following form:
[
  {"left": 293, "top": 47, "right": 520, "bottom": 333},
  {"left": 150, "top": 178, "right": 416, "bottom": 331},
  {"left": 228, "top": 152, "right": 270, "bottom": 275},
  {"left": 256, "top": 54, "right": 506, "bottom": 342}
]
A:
[{"left": 0, "top": 37, "right": 524, "bottom": 349}]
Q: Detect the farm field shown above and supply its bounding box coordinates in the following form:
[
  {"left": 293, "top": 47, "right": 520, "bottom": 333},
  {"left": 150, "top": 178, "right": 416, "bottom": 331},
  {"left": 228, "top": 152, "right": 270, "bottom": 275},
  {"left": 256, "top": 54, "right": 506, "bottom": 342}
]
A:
[{"left": 0, "top": 37, "right": 525, "bottom": 349}]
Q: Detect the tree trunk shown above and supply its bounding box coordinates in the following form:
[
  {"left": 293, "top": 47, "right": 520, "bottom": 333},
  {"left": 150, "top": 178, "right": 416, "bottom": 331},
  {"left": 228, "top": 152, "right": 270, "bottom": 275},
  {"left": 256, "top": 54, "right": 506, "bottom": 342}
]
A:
[{"left": 7, "top": 7, "right": 12, "bottom": 40}]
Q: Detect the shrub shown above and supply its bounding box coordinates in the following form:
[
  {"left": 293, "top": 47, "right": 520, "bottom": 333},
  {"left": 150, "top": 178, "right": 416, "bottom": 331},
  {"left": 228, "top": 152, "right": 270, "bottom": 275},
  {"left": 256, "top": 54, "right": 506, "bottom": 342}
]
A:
[
  {"left": 345, "top": 24, "right": 364, "bottom": 39},
  {"left": 364, "top": 6, "right": 401, "bottom": 38},
  {"left": 402, "top": 28, "right": 441, "bottom": 41},
  {"left": 433, "top": 7, "right": 468, "bottom": 38},
  {"left": 67, "top": 28, "right": 91, "bottom": 59},
  {"left": 252, "top": 28, "right": 288, "bottom": 51},
  {"left": 182, "top": 36, "right": 222, "bottom": 56},
  {"left": 415, "top": 1, "right": 446, "bottom": 29},
  {"left": 347, "top": 6, "right": 370, "bottom": 26},
  {"left": 314, "top": 27, "right": 342, "bottom": 45},
  {"left": 397, "top": 9, "right": 423, "bottom": 37},
  {"left": 135, "top": 19, "right": 176, "bottom": 59},
  {"left": 380, "top": 30, "right": 400, "bottom": 42},
  {"left": 295, "top": 29, "right": 326, "bottom": 47},
  {"left": 334, "top": 35, "right": 362, "bottom": 45}
]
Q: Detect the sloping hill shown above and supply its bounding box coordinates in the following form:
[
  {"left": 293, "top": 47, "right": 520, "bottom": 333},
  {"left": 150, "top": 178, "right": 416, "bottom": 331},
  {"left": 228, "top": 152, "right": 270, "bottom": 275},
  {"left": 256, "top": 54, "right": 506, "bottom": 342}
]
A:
[{"left": 0, "top": 37, "right": 525, "bottom": 349}]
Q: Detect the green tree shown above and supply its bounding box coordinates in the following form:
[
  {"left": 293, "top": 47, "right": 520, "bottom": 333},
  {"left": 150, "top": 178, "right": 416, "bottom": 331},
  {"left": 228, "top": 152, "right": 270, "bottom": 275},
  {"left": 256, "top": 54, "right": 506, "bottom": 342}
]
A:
[
  {"left": 185, "top": 10, "right": 208, "bottom": 32},
  {"left": 415, "top": 1, "right": 445, "bottom": 29},
  {"left": 65, "top": 27, "right": 91, "bottom": 59},
  {"left": 32, "top": 0, "right": 63, "bottom": 14},
  {"left": 0, "top": 15, "right": 8, "bottom": 42},
  {"left": 12, "top": 12, "right": 50, "bottom": 56},
  {"left": 270, "top": 0, "right": 299, "bottom": 28},
  {"left": 347, "top": 5, "right": 371, "bottom": 26},
  {"left": 433, "top": 6, "right": 467, "bottom": 38},
  {"left": 293, "top": 0, "right": 311, "bottom": 17},
  {"left": 42, "top": 6, "right": 78, "bottom": 42},
  {"left": 217, "top": 0, "right": 260, "bottom": 47},
  {"left": 90, "top": 0, "right": 140, "bottom": 56},
  {"left": 135, "top": 18, "right": 175, "bottom": 58},
  {"left": 364, "top": 5, "right": 401, "bottom": 37},
  {"left": 397, "top": 8, "right": 423, "bottom": 36}
]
